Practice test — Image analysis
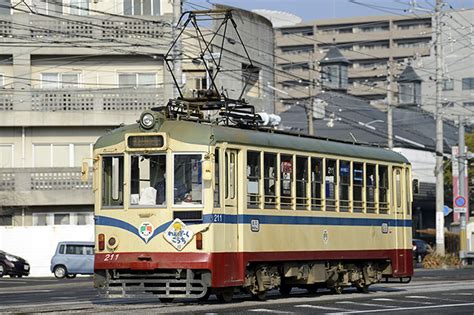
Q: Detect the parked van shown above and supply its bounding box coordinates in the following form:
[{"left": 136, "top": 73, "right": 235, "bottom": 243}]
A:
[{"left": 50, "top": 241, "right": 94, "bottom": 279}]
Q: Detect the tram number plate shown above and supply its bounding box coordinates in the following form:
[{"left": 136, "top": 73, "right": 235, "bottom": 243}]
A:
[
  {"left": 213, "top": 214, "right": 223, "bottom": 222},
  {"left": 103, "top": 254, "right": 120, "bottom": 262}
]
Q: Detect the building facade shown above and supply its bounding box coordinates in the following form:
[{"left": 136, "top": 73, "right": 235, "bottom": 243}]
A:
[
  {"left": 0, "top": 1, "right": 274, "bottom": 275},
  {"left": 274, "top": 13, "right": 433, "bottom": 113}
]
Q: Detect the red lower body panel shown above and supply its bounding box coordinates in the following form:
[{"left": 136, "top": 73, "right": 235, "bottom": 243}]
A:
[{"left": 95, "top": 249, "right": 413, "bottom": 287}]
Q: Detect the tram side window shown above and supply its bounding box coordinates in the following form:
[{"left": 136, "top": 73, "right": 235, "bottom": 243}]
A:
[
  {"left": 311, "top": 157, "right": 323, "bottom": 210},
  {"left": 395, "top": 169, "right": 402, "bottom": 208},
  {"left": 379, "top": 165, "right": 389, "bottom": 213},
  {"left": 102, "top": 156, "right": 124, "bottom": 207},
  {"left": 280, "top": 154, "right": 293, "bottom": 209},
  {"left": 214, "top": 149, "right": 220, "bottom": 207},
  {"left": 130, "top": 154, "right": 166, "bottom": 206},
  {"left": 174, "top": 154, "right": 203, "bottom": 205},
  {"left": 325, "top": 159, "right": 337, "bottom": 211},
  {"left": 339, "top": 160, "right": 350, "bottom": 212},
  {"left": 353, "top": 162, "right": 364, "bottom": 212},
  {"left": 366, "top": 164, "right": 376, "bottom": 213},
  {"left": 296, "top": 156, "right": 308, "bottom": 209},
  {"left": 264, "top": 153, "right": 277, "bottom": 208},
  {"left": 247, "top": 151, "right": 261, "bottom": 208}
]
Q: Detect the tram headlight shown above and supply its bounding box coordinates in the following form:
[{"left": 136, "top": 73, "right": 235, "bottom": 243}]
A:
[
  {"left": 107, "top": 236, "right": 119, "bottom": 249},
  {"left": 140, "top": 112, "right": 155, "bottom": 129}
]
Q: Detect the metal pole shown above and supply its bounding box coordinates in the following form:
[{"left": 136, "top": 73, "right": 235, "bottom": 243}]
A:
[
  {"left": 173, "top": 0, "right": 182, "bottom": 99},
  {"left": 387, "top": 59, "right": 394, "bottom": 149},
  {"left": 308, "top": 53, "right": 314, "bottom": 136},
  {"left": 459, "top": 116, "right": 467, "bottom": 253},
  {"left": 434, "top": 0, "right": 445, "bottom": 256}
]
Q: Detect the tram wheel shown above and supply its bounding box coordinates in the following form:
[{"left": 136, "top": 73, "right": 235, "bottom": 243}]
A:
[
  {"left": 216, "top": 288, "right": 233, "bottom": 303},
  {"left": 279, "top": 284, "right": 292, "bottom": 296},
  {"left": 198, "top": 288, "right": 211, "bottom": 301},
  {"left": 159, "top": 297, "right": 174, "bottom": 303},
  {"left": 356, "top": 285, "right": 369, "bottom": 293},
  {"left": 252, "top": 290, "right": 267, "bottom": 301},
  {"left": 332, "top": 286, "right": 343, "bottom": 295}
]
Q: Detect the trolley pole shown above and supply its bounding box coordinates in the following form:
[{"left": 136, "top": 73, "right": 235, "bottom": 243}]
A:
[
  {"left": 387, "top": 59, "right": 394, "bottom": 149},
  {"left": 172, "top": 0, "right": 182, "bottom": 99},
  {"left": 434, "top": 0, "right": 445, "bottom": 255},
  {"left": 459, "top": 116, "right": 467, "bottom": 253},
  {"left": 308, "top": 53, "right": 315, "bottom": 136}
]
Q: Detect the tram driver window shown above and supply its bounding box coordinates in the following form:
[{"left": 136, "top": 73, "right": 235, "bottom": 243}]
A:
[
  {"left": 325, "top": 159, "right": 337, "bottom": 211},
  {"left": 102, "top": 156, "right": 124, "bottom": 207},
  {"left": 130, "top": 154, "right": 166, "bottom": 207},
  {"left": 174, "top": 154, "right": 203, "bottom": 205}
]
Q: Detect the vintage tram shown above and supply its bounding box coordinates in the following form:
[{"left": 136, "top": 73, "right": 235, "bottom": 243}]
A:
[{"left": 92, "top": 107, "right": 413, "bottom": 302}]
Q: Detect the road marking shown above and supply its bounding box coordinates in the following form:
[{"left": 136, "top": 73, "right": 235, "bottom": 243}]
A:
[
  {"left": 443, "top": 292, "right": 473, "bottom": 296},
  {"left": 326, "top": 302, "right": 474, "bottom": 314},
  {"left": 0, "top": 289, "right": 53, "bottom": 295},
  {"left": 372, "top": 298, "right": 394, "bottom": 301},
  {"left": 295, "top": 304, "right": 354, "bottom": 312},
  {"left": 336, "top": 301, "right": 397, "bottom": 308},
  {"left": 405, "top": 295, "right": 432, "bottom": 299},
  {"left": 249, "top": 309, "right": 293, "bottom": 314}
]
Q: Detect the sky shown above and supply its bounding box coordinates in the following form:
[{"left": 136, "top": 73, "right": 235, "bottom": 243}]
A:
[{"left": 186, "top": 0, "right": 474, "bottom": 22}]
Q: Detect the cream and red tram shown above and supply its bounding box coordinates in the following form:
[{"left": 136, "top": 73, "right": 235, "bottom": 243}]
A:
[{"left": 93, "top": 109, "right": 413, "bottom": 302}]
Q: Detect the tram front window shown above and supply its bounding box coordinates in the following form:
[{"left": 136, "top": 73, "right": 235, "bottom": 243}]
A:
[
  {"left": 174, "top": 154, "right": 203, "bottom": 205},
  {"left": 130, "top": 154, "right": 166, "bottom": 207}
]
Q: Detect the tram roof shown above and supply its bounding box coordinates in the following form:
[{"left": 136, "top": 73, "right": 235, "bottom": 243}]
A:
[{"left": 95, "top": 119, "right": 409, "bottom": 164}]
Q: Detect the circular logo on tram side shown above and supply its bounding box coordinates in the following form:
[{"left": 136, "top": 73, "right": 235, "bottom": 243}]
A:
[{"left": 139, "top": 222, "right": 154, "bottom": 243}]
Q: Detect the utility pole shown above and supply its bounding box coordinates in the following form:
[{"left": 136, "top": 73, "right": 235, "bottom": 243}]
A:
[
  {"left": 387, "top": 59, "right": 395, "bottom": 149},
  {"left": 307, "top": 52, "right": 315, "bottom": 136},
  {"left": 434, "top": 0, "right": 445, "bottom": 256},
  {"left": 458, "top": 116, "right": 467, "bottom": 253},
  {"left": 172, "top": 0, "right": 182, "bottom": 99}
]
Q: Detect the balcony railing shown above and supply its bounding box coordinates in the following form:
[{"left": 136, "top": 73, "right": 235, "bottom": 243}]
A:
[
  {"left": 0, "top": 14, "right": 172, "bottom": 43},
  {"left": 0, "top": 167, "right": 92, "bottom": 192},
  {"left": 25, "top": 88, "right": 164, "bottom": 112}
]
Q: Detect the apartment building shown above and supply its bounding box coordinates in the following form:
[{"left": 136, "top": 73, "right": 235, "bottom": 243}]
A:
[
  {"left": 0, "top": 1, "right": 273, "bottom": 275},
  {"left": 274, "top": 14, "right": 433, "bottom": 113}
]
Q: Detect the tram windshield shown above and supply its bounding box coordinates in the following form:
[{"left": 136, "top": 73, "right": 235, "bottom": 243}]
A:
[
  {"left": 174, "top": 154, "right": 203, "bottom": 205},
  {"left": 130, "top": 154, "right": 166, "bottom": 207}
]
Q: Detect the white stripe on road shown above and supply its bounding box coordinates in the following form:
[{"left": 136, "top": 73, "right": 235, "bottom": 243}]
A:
[
  {"left": 336, "top": 301, "right": 397, "bottom": 308},
  {"left": 295, "top": 304, "right": 354, "bottom": 312},
  {"left": 0, "top": 289, "right": 53, "bottom": 295},
  {"left": 405, "top": 295, "right": 432, "bottom": 299},
  {"left": 371, "top": 298, "right": 394, "bottom": 301},
  {"left": 326, "top": 302, "right": 474, "bottom": 314},
  {"left": 443, "top": 292, "right": 473, "bottom": 296},
  {"left": 372, "top": 298, "right": 433, "bottom": 305},
  {"left": 249, "top": 309, "right": 293, "bottom": 314}
]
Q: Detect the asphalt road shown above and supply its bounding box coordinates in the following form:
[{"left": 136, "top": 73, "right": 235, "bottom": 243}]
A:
[{"left": 1, "top": 268, "right": 474, "bottom": 314}]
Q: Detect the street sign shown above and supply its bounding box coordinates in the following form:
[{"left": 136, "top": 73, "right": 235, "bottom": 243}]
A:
[
  {"left": 455, "top": 196, "right": 466, "bottom": 207},
  {"left": 454, "top": 196, "right": 467, "bottom": 213}
]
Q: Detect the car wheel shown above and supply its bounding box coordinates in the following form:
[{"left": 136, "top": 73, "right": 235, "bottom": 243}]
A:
[
  {"left": 53, "top": 265, "right": 67, "bottom": 279},
  {"left": 66, "top": 274, "right": 76, "bottom": 279},
  {"left": 417, "top": 254, "right": 422, "bottom": 263},
  {"left": 0, "top": 264, "right": 5, "bottom": 277}
]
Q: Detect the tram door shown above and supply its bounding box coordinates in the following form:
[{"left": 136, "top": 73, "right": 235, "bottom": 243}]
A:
[
  {"left": 392, "top": 167, "right": 408, "bottom": 275},
  {"left": 223, "top": 149, "right": 240, "bottom": 282}
]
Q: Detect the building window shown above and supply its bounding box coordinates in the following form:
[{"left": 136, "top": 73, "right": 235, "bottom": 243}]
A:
[
  {"left": 0, "top": 215, "right": 13, "bottom": 226},
  {"left": 118, "top": 73, "right": 156, "bottom": 88},
  {"left": 242, "top": 64, "right": 260, "bottom": 98},
  {"left": 76, "top": 213, "right": 92, "bottom": 225},
  {"left": 281, "top": 45, "right": 314, "bottom": 55},
  {"left": 359, "top": 23, "right": 389, "bottom": 32},
  {"left": 442, "top": 79, "right": 454, "bottom": 91},
  {"left": 281, "top": 27, "right": 313, "bottom": 36},
  {"left": 463, "top": 102, "right": 474, "bottom": 107},
  {"left": 123, "top": 0, "right": 160, "bottom": 15},
  {"left": 54, "top": 213, "right": 70, "bottom": 225},
  {"left": 33, "top": 143, "right": 91, "bottom": 167},
  {"left": 41, "top": 73, "right": 79, "bottom": 89},
  {"left": 70, "top": 0, "right": 89, "bottom": 15},
  {"left": 462, "top": 78, "right": 474, "bottom": 90},
  {"left": 395, "top": 39, "right": 430, "bottom": 48},
  {"left": 130, "top": 154, "right": 166, "bottom": 207},
  {"left": 32, "top": 0, "right": 63, "bottom": 15},
  {"left": 0, "top": 144, "right": 14, "bottom": 168},
  {"left": 33, "top": 213, "right": 50, "bottom": 226}
]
